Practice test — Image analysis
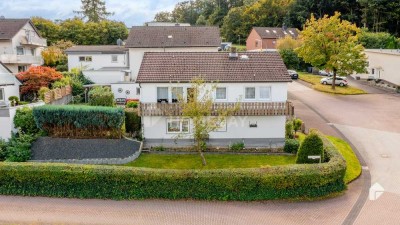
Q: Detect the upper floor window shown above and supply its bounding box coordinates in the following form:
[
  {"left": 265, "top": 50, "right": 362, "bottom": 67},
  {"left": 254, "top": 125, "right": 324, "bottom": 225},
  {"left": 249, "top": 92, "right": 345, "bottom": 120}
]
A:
[
  {"left": 245, "top": 87, "right": 256, "bottom": 99},
  {"left": 157, "top": 87, "right": 169, "bottom": 103},
  {"left": 171, "top": 87, "right": 183, "bottom": 103},
  {"left": 16, "top": 47, "right": 24, "bottom": 55},
  {"left": 31, "top": 48, "right": 35, "bottom": 56},
  {"left": 111, "top": 55, "right": 118, "bottom": 63},
  {"left": 18, "top": 66, "right": 27, "bottom": 72},
  {"left": 216, "top": 87, "right": 227, "bottom": 100},
  {"left": 255, "top": 41, "right": 259, "bottom": 48},
  {"left": 259, "top": 87, "right": 271, "bottom": 100},
  {"left": 79, "top": 56, "right": 92, "bottom": 62},
  {"left": 0, "top": 88, "right": 4, "bottom": 101}
]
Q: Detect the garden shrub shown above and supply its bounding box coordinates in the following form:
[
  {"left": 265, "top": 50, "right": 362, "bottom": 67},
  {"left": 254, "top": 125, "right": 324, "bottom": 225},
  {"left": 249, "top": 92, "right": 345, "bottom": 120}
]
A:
[
  {"left": 126, "top": 101, "right": 138, "bottom": 108},
  {"left": 0, "top": 140, "right": 7, "bottom": 161},
  {"left": 14, "top": 107, "right": 40, "bottom": 135},
  {"left": 125, "top": 108, "right": 141, "bottom": 137},
  {"left": 285, "top": 121, "right": 294, "bottom": 139},
  {"left": 152, "top": 146, "right": 166, "bottom": 151},
  {"left": 284, "top": 139, "right": 300, "bottom": 154},
  {"left": 293, "top": 118, "right": 303, "bottom": 135},
  {"left": 33, "top": 105, "right": 124, "bottom": 138},
  {"left": 230, "top": 142, "right": 245, "bottom": 151},
  {"left": 0, "top": 133, "right": 346, "bottom": 200},
  {"left": 5, "top": 133, "right": 37, "bottom": 162},
  {"left": 8, "top": 96, "right": 19, "bottom": 106},
  {"left": 296, "top": 131, "right": 324, "bottom": 164},
  {"left": 38, "top": 87, "right": 50, "bottom": 101},
  {"left": 88, "top": 86, "right": 115, "bottom": 107}
]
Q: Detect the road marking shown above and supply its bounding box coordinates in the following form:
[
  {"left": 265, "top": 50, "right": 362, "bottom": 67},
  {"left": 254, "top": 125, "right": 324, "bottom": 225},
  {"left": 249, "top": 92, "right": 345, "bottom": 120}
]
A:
[{"left": 369, "top": 183, "right": 384, "bottom": 200}]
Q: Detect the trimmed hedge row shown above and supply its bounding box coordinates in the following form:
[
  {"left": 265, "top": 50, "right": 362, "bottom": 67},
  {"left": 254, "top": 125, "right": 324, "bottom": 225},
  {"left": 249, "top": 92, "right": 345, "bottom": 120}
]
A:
[
  {"left": 0, "top": 134, "right": 346, "bottom": 201},
  {"left": 33, "top": 105, "right": 124, "bottom": 138}
]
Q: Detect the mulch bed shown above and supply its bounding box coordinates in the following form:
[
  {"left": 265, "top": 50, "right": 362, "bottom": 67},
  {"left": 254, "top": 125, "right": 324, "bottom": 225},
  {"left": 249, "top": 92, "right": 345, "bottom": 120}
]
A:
[{"left": 31, "top": 137, "right": 140, "bottom": 160}]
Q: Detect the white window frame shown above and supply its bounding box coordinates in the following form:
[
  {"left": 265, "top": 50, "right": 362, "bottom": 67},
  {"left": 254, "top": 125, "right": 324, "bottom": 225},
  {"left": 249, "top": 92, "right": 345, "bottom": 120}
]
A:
[
  {"left": 0, "top": 88, "right": 4, "bottom": 101},
  {"left": 214, "top": 118, "right": 227, "bottom": 132},
  {"left": 157, "top": 87, "right": 169, "bottom": 103},
  {"left": 111, "top": 55, "right": 118, "bottom": 63},
  {"left": 259, "top": 86, "right": 271, "bottom": 101},
  {"left": 171, "top": 87, "right": 184, "bottom": 103},
  {"left": 16, "top": 47, "right": 24, "bottom": 55},
  {"left": 166, "top": 118, "right": 190, "bottom": 134},
  {"left": 215, "top": 87, "right": 227, "bottom": 101},
  {"left": 85, "top": 56, "right": 92, "bottom": 62},
  {"left": 244, "top": 87, "right": 256, "bottom": 100}
]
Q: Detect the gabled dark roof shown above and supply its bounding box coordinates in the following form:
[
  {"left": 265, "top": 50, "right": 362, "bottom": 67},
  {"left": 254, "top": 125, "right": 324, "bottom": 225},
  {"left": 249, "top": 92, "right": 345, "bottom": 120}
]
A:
[
  {"left": 65, "top": 45, "right": 128, "bottom": 54},
  {"left": 0, "top": 18, "right": 40, "bottom": 40},
  {"left": 253, "top": 27, "right": 299, "bottom": 39},
  {"left": 137, "top": 52, "right": 291, "bottom": 83},
  {"left": 125, "top": 26, "right": 221, "bottom": 48}
]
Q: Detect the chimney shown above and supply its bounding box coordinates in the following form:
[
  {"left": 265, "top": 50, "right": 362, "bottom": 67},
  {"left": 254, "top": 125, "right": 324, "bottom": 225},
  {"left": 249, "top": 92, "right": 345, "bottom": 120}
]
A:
[{"left": 229, "top": 47, "right": 238, "bottom": 58}]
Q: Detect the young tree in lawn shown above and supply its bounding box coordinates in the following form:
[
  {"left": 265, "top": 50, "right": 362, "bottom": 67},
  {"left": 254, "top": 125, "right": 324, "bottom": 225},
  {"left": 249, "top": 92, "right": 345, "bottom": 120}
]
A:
[
  {"left": 177, "top": 78, "right": 239, "bottom": 166},
  {"left": 296, "top": 12, "right": 368, "bottom": 90},
  {"left": 16, "top": 66, "right": 63, "bottom": 99}
]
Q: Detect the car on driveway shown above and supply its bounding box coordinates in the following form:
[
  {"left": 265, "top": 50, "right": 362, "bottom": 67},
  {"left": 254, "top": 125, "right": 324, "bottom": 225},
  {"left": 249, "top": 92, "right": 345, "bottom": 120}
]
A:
[
  {"left": 288, "top": 70, "right": 298, "bottom": 79},
  {"left": 320, "top": 77, "right": 348, "bottom": 86},
  {"left": 319, "top": 70, "right": 334, "bottom": 76}
]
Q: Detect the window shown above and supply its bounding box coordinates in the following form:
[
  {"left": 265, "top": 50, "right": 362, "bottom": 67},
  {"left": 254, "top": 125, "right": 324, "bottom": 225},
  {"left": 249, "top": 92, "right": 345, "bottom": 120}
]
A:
[
  {"left": 255, "top": 41, "right": 258, "bottom": 48},
  {"left": 85, "top": 56, "right": 92, "bottom": 62},
  {"left": 18, "top": 66, "right": 27, "bottom": 72},
  {"left": 157, "top": 87, "right": 169, "bottom": 103},
  {"left": 167, "top": 119, "right": 190, "bottom": 133},
  {"left": 245, "top": 87, "right": 256, "bottom": 99},
  {"left": 171, "top": 87, "right": 183, "bottom": 103},
  {"left": 136, "top": 87, "right": 140, "bottom": 95},
  {"left": 216, "top": 87, "right": 227, "bottom": 100},
  {"left": 79, "top": 56, "right": 86, "bottom": 62},
  {"left": 259, "top": 87, "right": 271, "bottom": 100},
  {"left": 0, "top": 88, "right": 4, "bottom": 101},
  {"left": 79, "top": 56, "right": 92, "bottom": 62},
  {"left": 215, "top": 119, "right": 227, "bottom": 132},
  {"left": 16, "top": 47, "right": 24, "bottom": 55},
  {"left": 111, "top": 55, "right": 118, "bottom": 63},
  {"left": 30, "top": 48, "right": 35, "bottom": 56},
  {"left": 371, "top": 68, "right": 375, "bottom": 74}
]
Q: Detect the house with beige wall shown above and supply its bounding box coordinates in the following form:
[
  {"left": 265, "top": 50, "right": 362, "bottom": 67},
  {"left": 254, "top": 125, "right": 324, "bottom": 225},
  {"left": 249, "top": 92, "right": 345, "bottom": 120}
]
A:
[
  {"left": 246, "top": 27, "right": 298, "bottom": 51},
  {"left": 0, "top": 18, "right": 46, "bottom": 73}
]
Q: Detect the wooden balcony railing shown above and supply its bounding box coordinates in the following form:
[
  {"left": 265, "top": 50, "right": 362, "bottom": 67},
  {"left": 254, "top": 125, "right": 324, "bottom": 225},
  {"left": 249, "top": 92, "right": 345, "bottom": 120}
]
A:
[{"left": 139, "top": 101, "right": 294, "bottom": 117}]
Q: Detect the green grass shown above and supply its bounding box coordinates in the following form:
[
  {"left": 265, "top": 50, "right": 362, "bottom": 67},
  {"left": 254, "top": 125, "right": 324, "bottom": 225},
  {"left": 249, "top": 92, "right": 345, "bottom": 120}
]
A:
[
  {"left": 298, "top": 72, "right": 367, "bottom": 95},
  {"left": 297, "top": 132, "right": 361, "bottom": 184},
  {"left": 123, "top": 153, "right": 296, "bottom": 169},
  {"left": 327, "top": 136, "right": 362, "bottom": 184}
]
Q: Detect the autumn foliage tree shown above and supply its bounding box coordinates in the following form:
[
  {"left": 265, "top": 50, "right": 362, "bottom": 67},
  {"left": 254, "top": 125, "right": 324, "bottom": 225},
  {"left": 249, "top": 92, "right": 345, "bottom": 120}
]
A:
[{"left": 16, "top": 66, "right": 63, "bottom": 98}]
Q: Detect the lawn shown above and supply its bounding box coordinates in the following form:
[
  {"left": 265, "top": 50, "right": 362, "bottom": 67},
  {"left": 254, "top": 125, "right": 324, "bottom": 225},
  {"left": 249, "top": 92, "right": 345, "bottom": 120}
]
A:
[
  {"left": 123, "top": 153, "right": 296, "bottom": 169},
  {"left": 297, "top": 132, "right": 362, "bottom": 184},
  {"left": 298, "top": 72, "right": 367, "bottom": 95}
]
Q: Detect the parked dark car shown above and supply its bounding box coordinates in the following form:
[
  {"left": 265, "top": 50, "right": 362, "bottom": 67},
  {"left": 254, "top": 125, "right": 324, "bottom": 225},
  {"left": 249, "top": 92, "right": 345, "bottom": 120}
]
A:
[{"left": 288, "top": 70, "right": 298, "bottom": 79}]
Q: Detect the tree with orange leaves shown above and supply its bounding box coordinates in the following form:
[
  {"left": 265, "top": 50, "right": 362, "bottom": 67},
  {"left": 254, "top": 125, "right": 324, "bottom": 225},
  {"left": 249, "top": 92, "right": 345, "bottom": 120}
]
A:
[{"left": 16, "top": 66, "right": 63, "bottom": 97}]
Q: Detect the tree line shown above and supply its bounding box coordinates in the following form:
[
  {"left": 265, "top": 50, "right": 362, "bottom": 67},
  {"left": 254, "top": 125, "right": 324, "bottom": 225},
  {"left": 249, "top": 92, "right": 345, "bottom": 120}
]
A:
[{"left": 154, "top": 0, "right": 400, "bottom": 43}]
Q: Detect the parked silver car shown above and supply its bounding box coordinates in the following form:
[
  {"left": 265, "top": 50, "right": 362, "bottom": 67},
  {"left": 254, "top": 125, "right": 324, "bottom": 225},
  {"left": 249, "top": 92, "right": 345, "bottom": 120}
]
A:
[
  {"left": 320, "top": 77, "right": 348, "bottom": 86},
  {"left": 318, "top": 70, "right": 334, "bottom": 76}
]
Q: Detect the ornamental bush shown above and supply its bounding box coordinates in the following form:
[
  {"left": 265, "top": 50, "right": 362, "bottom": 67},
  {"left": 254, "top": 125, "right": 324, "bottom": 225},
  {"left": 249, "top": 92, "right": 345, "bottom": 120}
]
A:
[
  {"left": 125, "top": 108, "right": 141, "bottom": 137},
  {"left": 88, "top": 86, "right": 115, "bottom": 107},
  {"left": 5, "top": 133, "right": 37, "bottom": 162},
  {"left": 230, "top": 142, "right": 245, "bottom": 151},
  {"left": 284, "top": 139, "right": 300, "bottom": 154},
  {"left": 33, "top": 105, "right": 124, "bottom": 138},
  {"left": 296, "top": 132, "right": 324, "bottom": 164},
  {"left": 14, "top": 107, "right": 40, "bottom": 135},
  {"left": 285, "top": 121, "right": 294, "bottom": 139},
  {"left": 0, "top": 140, "right": 7, "bottom": 161}
]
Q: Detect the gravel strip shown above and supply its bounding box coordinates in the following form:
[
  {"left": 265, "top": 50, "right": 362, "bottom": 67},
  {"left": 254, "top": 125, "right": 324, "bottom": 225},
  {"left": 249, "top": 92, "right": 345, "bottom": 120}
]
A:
[{"left": 31, "top": 137, "right": 141, "bottom": 160}]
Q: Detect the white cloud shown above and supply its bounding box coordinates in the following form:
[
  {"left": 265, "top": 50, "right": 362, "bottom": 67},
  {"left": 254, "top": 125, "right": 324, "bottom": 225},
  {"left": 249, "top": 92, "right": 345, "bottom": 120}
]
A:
[{"left": 0, "top": 0, "right": 181, "bottom": 26}]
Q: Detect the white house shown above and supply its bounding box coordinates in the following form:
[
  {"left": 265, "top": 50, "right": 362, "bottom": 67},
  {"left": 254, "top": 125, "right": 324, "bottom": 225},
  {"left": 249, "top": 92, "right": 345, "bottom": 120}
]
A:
[
  {"left": 137, "top": 51, "right": 293, "bottom": 148},
  {"left": 0, "top": 62, "right": 20, "bottom": 106},
  {"left": 125, "top": 26, "right": 221, "bottom": 81},
  {"left": 65, "top": 45, "right": 139, "bottom": 100},
  {"left": 0, "top": 18, "right": 46, "bottom": 73}
]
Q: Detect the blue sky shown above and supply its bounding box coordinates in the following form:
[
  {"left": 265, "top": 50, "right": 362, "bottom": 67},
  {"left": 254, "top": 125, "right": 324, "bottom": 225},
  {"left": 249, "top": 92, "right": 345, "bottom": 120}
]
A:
[{"left": 0, "top": 0, "right": 181, "bottom": 26}]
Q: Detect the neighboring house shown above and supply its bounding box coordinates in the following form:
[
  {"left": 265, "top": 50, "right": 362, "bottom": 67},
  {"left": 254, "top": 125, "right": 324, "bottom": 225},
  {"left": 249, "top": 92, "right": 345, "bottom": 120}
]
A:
[
  {"left": 0, "top": 61, "right": 20, "bottom": 106},
  {"left": 0, "top": 18, "right": 46, "bottom": 73},
  {"left": 137, "top": 51, "right": 293, "bottom": 148},
  {"left": 125, "top": 26, "right": 221, "bottom": 81},
  {"left": 145, "top": 22, "right": 191, "bottom": 27},
  {"left": 358, "top": 49, "right": 400, "bottom": 86},
  {"left": 246, "top": 27, "right": 298, "bottom": 51},
  {"left": 65, "top": 45, "right": 138, "bottom": 100}
]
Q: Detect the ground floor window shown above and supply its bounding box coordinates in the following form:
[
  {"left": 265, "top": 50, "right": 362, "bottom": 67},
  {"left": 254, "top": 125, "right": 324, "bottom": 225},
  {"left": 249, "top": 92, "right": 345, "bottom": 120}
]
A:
[
  {"left": 167, "top": 118, "right": 190, "bottom": 133},
  {"left": 0, "top": 88, "right": 4, "bottom": 101}
]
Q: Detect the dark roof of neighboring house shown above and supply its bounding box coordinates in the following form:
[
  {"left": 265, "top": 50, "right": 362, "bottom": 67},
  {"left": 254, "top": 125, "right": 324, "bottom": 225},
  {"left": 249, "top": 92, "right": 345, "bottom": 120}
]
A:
[
  {"left": 0, "top": 61, "right": 13, "bottom": 73},
  {"left": 0, "top": 18, "right": 40, "bottom": 40},
  {"left": 137, "top": 52, "right": 291, "bottom": 83},
  {"left": 125, "top": 26, "right": 221, "bottom": 48},
  {"left": 253, "top": 27, "right": 299, "bottom": 39},
  {"left": 65, "top": 45, "right": 128, "bottom": 54}
]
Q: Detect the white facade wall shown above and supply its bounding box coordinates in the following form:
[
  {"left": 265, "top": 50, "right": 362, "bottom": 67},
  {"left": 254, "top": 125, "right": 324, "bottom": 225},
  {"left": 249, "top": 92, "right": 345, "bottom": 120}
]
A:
[
  {"left": 67, "top": 53, "right": 128, "bottom": 71},
  {"left": 0, "top": 85, "right": 20, "bottom": 104},
  {"left": 363, "top": 50, "right": 400, "bottom": 85},
  {"left": 83, "top": 70, "right": 126, "bottom": 84},
  {"left": 140, "top": 82, "right": 288, "bottom": 103},
  {"left": 129, "top": 47, "right": 218, "bottom": 81},
  {"left": 111, "top": 83, "right": 140, "bottom": 100}
]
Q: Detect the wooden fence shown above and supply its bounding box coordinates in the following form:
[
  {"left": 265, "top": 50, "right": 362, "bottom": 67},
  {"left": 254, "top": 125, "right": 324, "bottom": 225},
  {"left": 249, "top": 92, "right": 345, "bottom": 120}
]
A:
[{"left": 44, "top": 85, "right": 72, "bottom": 104}]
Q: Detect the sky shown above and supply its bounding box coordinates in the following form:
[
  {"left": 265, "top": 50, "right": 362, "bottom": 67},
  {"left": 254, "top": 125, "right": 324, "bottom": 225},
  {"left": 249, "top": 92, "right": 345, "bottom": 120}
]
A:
[{"left": 0, "top": 0, "right": 181, "bottom": 27}]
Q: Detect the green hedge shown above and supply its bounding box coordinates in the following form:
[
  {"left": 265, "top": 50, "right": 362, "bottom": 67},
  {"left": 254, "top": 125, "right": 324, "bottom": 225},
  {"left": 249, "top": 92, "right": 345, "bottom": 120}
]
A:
[
  {"left": 125, "top": 108, "right": 141, "bottom": 136},
  {"left": 33, "top": 105, "right": 124, "bottom": 138},
  {"left": 0, "top": 135, "right": 346, "bottom": 200}
]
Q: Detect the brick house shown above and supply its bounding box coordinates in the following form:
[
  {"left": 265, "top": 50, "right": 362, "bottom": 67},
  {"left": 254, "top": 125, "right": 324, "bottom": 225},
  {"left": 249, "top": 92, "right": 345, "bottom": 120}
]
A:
[{"left": 246, "top": 27, "right": 298, "bottom": 51}]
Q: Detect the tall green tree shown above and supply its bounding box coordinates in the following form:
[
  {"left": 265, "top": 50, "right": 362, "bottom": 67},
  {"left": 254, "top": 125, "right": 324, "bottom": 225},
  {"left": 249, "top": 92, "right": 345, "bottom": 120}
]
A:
[
  {"left": 221, "top": 7, "right": 247, "bottom": 43},
  {"left": 154, "top": 11, "right": 173, "bottom": 22},
  {"left": 296, "top": 12, "right": 367, "bottom": 90},
  {"left": 31, "top": 17, "right": 60, "bottom": 45},
  {"left": 74, "top": 0, "right": 114, "bottom": 22}
]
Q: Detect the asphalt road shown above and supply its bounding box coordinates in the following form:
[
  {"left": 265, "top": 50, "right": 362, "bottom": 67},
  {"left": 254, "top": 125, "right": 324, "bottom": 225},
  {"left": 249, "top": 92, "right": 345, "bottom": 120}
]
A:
[{"left": 1, "top": 80, "right": 399, "bottom": 225}]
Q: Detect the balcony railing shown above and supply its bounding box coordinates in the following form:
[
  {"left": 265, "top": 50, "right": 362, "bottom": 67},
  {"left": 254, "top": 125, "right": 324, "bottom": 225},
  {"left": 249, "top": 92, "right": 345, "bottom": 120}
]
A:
[
  {"left": 21, "top": 35, "right": 47, "bottom": 47},
  {"left": 0, "top": 54, "right": 43, "bottom": 65},
  {"left": 139, "top": 101, "right": 294, "bottom": 117}
]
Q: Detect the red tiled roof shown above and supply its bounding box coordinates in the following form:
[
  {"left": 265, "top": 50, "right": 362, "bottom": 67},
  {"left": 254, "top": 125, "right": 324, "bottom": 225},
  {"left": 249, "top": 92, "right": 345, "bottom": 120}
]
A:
[
  {"left": 137, "top": 52, "right": 291, "bottom": 83},
  {"left": 125, "top": 26, "right": 221, "bottom": 48}
]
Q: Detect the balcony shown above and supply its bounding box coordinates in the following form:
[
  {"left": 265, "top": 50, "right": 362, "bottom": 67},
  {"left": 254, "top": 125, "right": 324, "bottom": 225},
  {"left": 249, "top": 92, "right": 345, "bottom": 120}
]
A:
[
  {"left": 0, "top": 54, "right": 43, "bottom": 65},
  {"left": 20, "top": 35, "right": 47, "bottom": 47},
  {"left": 139, "top": 101, "right": 294, "bottom": 117}
]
